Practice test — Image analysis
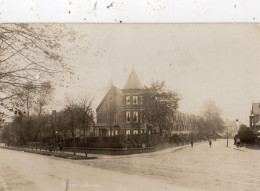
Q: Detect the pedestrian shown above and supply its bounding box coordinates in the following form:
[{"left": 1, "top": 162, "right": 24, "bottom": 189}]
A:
[
  {"left": 236, "top": 138, "right": 241, "bottom": 148},
  {"left": 209, "top": 140, "right": 212, "bottom": 148},
  {"left": 191, "top": 140, "right": 193, "bottom": 148}
]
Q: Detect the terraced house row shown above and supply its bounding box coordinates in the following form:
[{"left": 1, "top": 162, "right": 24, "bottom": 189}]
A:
[{"left": 94, "top": 68, "right": 202, "bottom": 136}]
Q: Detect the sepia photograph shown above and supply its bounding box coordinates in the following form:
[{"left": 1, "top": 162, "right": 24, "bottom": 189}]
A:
[{"left": 1, "top": 22, "right": 260, "bottom": 191}]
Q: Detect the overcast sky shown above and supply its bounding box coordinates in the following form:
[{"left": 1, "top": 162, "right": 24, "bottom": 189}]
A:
[{"left": 52, "top": 24, "right": 260, "bottom": 125}]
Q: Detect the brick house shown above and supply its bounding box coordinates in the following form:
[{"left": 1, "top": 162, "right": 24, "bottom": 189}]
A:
[
  {"left": 94, "top": 68, "right": 202, "bottom": 137},
  {"left": 94, "top": 68, "right": 146, "bottom": 136}
]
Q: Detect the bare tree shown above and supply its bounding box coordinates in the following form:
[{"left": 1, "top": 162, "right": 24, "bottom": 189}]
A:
[
  {"left": 35, "top": 81, "right": 54, "bottom": 115},
  {"left": 61, "top": 94, "right": 94, "bottom": 157},
  {"left": 56, "top": 110, "right": 69, "bottom": 153},
  {"left": 201, "top": 100, "right": 224, "bottom": 136},
  {"left": 0, "top": 24, "right": 72, "bottom": 115},
  {"left": 64, "top": 96, "right": 78, "bottom": 156},
  {"left": 34, "top": 81, "right": 54, "bottom": 151},
  {"left": 15, "top": 82, "right": 37, "bottom": 117},
  {"left": 76, "top": 96, "right": 94, "bottom": 157}
]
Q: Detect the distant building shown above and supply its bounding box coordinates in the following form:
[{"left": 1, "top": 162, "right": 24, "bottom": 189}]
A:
[
  {"left": 249, "top": 102, "right": 260, "bottom": 131},
  {"left": 171, "top": 112, "right": 202, "bottom": 135},
  {"left": 94, "top": 68, "right": 146, "bottom": 136},
  {"left": 223, "top": 119, "right": 239, "bottom": 137}
]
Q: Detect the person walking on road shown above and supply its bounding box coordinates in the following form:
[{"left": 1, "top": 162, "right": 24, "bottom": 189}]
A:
[
  {"left": 191, "top": 140, "right": 194, "bottom": 148},
  {"left": 209, "top": 140, "right": 212, "bottom": 148}
]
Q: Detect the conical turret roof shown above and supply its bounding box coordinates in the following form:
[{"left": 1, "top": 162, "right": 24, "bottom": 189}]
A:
[{"left": 123, "top": 68, "right": 143, "bottom": 89}]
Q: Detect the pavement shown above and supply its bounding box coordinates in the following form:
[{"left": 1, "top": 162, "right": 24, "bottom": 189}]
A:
[{"left": 0, "top": 139, "right": 259, "bottom": 191}]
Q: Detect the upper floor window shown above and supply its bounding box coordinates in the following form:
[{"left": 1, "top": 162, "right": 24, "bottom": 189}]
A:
[
  {"left": 126, "top": 111, "right": 131, "bottom": 123},
  {"left": 126, "top": 96, "right": 130, "bottom": 105},
  {"left": 133, "top": 111, "right": 138, "bottom": 122},
  {"left": 133, "top": 96, "right": 138, "bottom": 105}
]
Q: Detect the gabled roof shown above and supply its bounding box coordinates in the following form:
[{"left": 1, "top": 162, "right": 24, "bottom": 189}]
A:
[
  {"left": 123, "top": 68, "right": 143, "bottom": 90},
  {"left": 96, "top": 85, "right": 122, "bottom": 111},
  {"left": 252, "top": 103, "right": 260, "bottom": 115}
]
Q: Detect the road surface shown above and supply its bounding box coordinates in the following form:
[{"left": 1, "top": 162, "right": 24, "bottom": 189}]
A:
[{"left": 0, "top": 139, "right": 259, "bottom": 191}]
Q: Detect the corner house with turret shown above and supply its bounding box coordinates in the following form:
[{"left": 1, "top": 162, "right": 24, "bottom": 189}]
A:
[
  {"left": 94, "top": 68, "right": 202, "bottom": 137},
  {"left": 94, "top": 68, "right": 146, "bottom": 136}
]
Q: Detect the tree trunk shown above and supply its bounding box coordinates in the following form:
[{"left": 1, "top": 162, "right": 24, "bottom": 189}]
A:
[
  {"left": 84, "top": 125, "right": 87, "bottom": 157},
  {"left": 39, "top": 111, "right": 42, "bottom": 151},
  {"left": 63, "top": 135, "right": 65, "bottom": 154},
  {"left": 73, "top": 129, "right": 76, "bottom": 156},
  {"left": 26, "top": 95, "right": 30, "bottom": 117},
  {"left": 39, "top": 130, "right": 42, "bottom": 151}
]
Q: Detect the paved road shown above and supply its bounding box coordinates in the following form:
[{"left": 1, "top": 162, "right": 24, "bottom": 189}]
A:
[{"left": 0, "top": 139, "right": 259, "bottom": 191}]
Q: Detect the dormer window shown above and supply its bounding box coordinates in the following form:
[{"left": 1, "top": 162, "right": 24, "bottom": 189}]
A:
[
  {"left": 126, "top": 96, "right": 130, "bottom": 105},
  {"left": 133, "top": 96, "right": 138, "bottom": 105}
]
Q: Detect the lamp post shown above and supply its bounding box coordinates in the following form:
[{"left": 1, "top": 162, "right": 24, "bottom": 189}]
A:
[
  {"left": 226, "top": 131, "right": 228, "bottom": 147},
  {"left": 225, "top": 124, "right": 229, "bottom": 147},
  {"left": 235, "top": 119, "right": 240, "bottom": 146},
  {"left": 109, "top": 96, "right": 113, "bottom": 136},
  {"left": 55, "top": 130, "right": 58, "bottom": 152},
  {"left": 52, "top": 110, "right": 56, "bottom": 152},
  {"left": 235, "top": 119, "right": 240, "bottom": 131}
]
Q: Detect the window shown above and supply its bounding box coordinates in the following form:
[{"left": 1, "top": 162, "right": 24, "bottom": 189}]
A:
[
  {"left": 126, "top": 111, "right": 131, "bottom": 122},
  {"left": 133, "top": 96, "right": 138, "bottom": 105},
  {"left": 126, "top": 130, "right": 130, "bottom": 135},
  {"left": 133, "top": 111, "right": 138, "bottom": 122},
  {"left": 114, "top": 130, "right": 118, "bottom": 135},
  {"left": 140, "top": 129, "right": 144, "bottom": 134},
  {"left": 133, "top": 130, "right": 138, "bottom": 134},
  {"left": 126, "top": 96, "right": 130, "bottom": 105}
]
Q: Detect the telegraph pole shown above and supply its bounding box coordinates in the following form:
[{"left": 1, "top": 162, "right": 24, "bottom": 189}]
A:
[{"left": 110, "top": 96, "right": 112, "bottom": 136}]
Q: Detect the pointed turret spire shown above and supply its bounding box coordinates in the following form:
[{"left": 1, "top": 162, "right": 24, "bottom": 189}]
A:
[{"left": 123, "top": 68, "right": 143, "bottom": 89}]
